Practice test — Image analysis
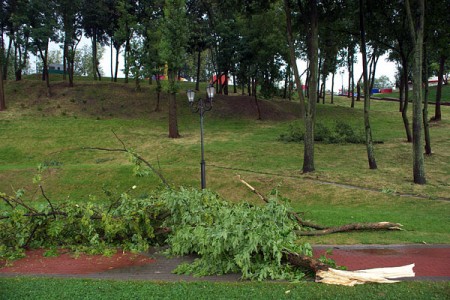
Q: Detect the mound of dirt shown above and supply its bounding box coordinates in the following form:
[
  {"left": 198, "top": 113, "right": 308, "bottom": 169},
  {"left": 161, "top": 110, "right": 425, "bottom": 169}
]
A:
[
  {"left": 4, "top": 80, "right": 301, "bottom": 121},
  {"left": 211, "top": 94, "right": 301, "bottom": 121}
]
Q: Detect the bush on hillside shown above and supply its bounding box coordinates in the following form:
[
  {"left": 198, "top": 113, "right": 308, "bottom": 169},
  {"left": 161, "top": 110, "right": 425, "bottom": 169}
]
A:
[{"left": 278, "top": 121, "right": 382, "bottom": 144}]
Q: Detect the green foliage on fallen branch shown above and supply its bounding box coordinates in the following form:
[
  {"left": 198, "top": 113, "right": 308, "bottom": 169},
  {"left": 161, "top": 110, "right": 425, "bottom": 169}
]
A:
[
  {"left": 0, "top": 191, "right": 164, "bottom": 260},
  {"left": 162, "top": 188, "right": 312, "bottom": 281},
  {"left": 1, "top": 187, "right": 313, "bottom": 281}
]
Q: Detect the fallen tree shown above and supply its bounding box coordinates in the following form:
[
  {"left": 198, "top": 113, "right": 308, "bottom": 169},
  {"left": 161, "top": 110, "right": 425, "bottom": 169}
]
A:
[{"left": 0, "top": 148, "right": 413, "bottom": 285}]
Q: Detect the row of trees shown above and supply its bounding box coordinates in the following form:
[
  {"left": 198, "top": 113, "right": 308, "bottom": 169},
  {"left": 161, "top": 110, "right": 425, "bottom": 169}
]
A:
[{"left": 1, "top": 0, "right": 449, "bottom": 184}]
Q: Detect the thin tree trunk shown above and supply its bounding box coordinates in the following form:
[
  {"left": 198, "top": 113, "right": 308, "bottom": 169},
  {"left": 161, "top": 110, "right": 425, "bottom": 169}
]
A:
[
  {"left": 38, "top": 43, "right": 51, "bottom": 97},
  {"left": 92, "top": 34, "right": 97, "bottom": 81},
  {"left": 369, "top": 50, "right": 379, "bottom": 92},
  {"left": 406, "top": 0, "right": 426, "bottom": 184},
  {"left": 168, "top": 70, "right": 180, "bottom": 138},
  {"left": 253, "top": 73, "right": 262, "bottom": 120},
  {"left": 401, "top": 57, "right": 412, "bottom": 142},
  {"left": 63, "top": 41, "right": 67, "bottom": 81},
  {"left": 233, "top": 73, "right": 237, "bottom": 93},
  {"left": 303, "top": 0, "right": 318, "bottom": 173},
  {"left": 399, "top": 68, "right": 404, "bottom": 112},
  {"left": 0, "top": 52, "right": 5, "bottom": 110},
  {"left": 114, "top": 45, "right": 120, "bottom": 82},
  {"left": 110, "top": 39, "right": 113, "bottom": 81},
  {"left": 317, "top": 56, "right": 322, "bottom": 103},
  {"left": 331, "top": 72, "right": 335, "bottom": 104},
  {"left": 423, "top": 54, "right": 431, "bottom": 155},
  {"left": 124, "top": 37, "right": 130, "bottom": 83},
  {"left": 284, "top": 0, "right": 305, "bottom": 116},
  {"left": 284, "top": 65, "right": 289, "bottom": 99},
  {"left": 351, "top": 55, "right": 355, "bottom": 107},
  {"left": 433, "top": 55, "right": 445, "bottom": 121},
  {"left": 347, "top": 49, "right": 352, "bottom": 98},
  {"left": 360, "top": 0, "right": 377, "bottom": 170},
  {"left": 155, "top": 71, "right": 161, "bottom": 112},
  {"left": 3, "top": 37, "right": 12, "bottom": 80},
  {"left": 195, "top": 49, "right": 201, "bottom": 91}
]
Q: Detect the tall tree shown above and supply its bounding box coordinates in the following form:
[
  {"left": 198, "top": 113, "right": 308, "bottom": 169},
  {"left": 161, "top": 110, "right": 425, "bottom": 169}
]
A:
[
  {"left": 159, "top": 0, "right": 188, "bottom": 138},
  {"left": 29, "top": 0, "right": 59, "bottom": 96},
  {"left": 302, "top": 0, "right": 318, "bottom": 173},
  {"left": 81, "top": 0, "right": 109, "bottom": 80},
  {"left": 359, "top": 0, "right": 377, "bottom": 169},
  {"left": 405, "top": 0, "right": 426, "bottom": 184},
  {"left": 57, "top": 0, "right": 83, "bottom": 87},
  {"left": 284, "top": 0, "right": 305, "bottom": 115}
]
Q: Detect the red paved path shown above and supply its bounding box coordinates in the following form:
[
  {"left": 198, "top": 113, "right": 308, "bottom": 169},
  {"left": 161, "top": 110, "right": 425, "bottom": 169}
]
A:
[
  {"left": 313, "top": 245, "right": 450, "bottom": 278},
  {"left": 1, "top": 245, "right": 449, "bottom": 281}
]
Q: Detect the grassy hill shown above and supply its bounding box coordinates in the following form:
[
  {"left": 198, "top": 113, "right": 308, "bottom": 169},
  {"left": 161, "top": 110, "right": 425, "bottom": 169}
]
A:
[
  {"left": 375, "top": 84, "right": 450, "bottom": 103},
  {"left": 1, "top": 77, "right": 449, "bottom": 245}
]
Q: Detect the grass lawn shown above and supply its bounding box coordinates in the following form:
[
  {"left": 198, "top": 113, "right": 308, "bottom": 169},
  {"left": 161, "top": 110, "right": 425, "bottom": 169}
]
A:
[
  {"left": 1, "top": 78, "right": 449, "bottom": 297},
  {"left": 1, "top": 277, "right": 449, "bottom": 300}
]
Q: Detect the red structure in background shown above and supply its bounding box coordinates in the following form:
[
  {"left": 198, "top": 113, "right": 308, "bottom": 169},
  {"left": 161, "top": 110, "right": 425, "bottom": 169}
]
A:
[
  {"left": 380, "top": 88, "right": 393, "bottom": 93},
  {"left": 210, "top": 74, "right": 229, "bottom": 85}
]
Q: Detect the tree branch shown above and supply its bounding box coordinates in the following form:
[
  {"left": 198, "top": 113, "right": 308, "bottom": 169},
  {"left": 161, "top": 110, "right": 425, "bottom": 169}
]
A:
[
  {"left": 39, "top": 185, "right": 57, "bottom": 219},
  {"left": 297, "top": 222, "right": 403, "bottom": 236},
  {"left": 83, "top": 132, "right": 170, "bottom": 188}
]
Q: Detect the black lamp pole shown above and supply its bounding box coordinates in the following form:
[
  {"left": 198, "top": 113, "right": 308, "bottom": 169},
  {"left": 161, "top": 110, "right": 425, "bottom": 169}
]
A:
[{"left": 187, "top": 86, "right": 215, "bottom": 189}]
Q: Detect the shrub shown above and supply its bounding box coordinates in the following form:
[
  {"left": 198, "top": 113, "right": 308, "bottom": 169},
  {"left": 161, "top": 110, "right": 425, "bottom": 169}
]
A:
[{"left": 278, "top": 121, "right": 378, "bottom": 144}]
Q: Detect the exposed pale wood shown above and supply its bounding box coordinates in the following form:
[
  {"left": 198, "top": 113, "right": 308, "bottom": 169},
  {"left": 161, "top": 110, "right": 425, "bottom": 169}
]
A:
[{"left": 316, "top": 264, "right": 415, "bottom": 286}]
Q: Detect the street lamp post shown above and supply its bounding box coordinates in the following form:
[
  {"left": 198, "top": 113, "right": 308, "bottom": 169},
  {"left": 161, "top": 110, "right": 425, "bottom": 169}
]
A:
[{"left": 187, "top": 85, "right": 215, "bottom": 189}]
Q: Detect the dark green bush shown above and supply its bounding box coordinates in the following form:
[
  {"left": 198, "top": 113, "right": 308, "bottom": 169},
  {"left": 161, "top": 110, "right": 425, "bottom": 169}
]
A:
[{"left": 278, "top": 121, "right": 380, "bottom": 144}]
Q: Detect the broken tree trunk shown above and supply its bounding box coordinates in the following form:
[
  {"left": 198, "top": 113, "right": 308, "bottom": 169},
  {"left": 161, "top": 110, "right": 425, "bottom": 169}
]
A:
[{"left": 285, "top": 251, "right": 415, "bottom": 286}]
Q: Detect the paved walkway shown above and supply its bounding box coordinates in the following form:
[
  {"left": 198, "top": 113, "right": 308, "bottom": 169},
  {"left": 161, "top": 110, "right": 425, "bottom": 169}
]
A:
[{"left": 1, "top": 245, "right": 449, "bottom": 282}]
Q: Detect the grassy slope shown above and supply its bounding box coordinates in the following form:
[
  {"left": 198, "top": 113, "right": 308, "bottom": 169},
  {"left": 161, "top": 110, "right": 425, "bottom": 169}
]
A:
[
  {"left": 0, "top": 78, "right": 449, "bottom": 245},
  {"left": 375, "top": 84, "right": 450, "bottom": 103}
]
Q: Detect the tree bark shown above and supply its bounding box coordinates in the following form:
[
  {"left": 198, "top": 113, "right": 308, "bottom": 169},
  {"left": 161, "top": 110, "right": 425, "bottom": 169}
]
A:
[
  {"left": 433, "top": 55, "right": 445, "bottom": 121},
  {"left": 360, "top": 0, "right": 377, "bottom": 169},
  {"left": 3, "top": 37, "right": 12, "bottom": 80},
  {"left": 302, "top": 0, "right": 318, "bottom": 173},
  {"left": 38, "top": 42, "right": 51, "bottom": 97},
  {"left": 124, "top": 37, "right": 130, "bottom": 83},
  {"left": 195, "top": 49, "right": 201, "bottom": 91},
  {"left": 92, "top": 33, "right": 98, "bottom": 81},
  {"left": 253, "top": 75, "right": 262, "bottom": 120},
  {"left": 423, "top": 47, "right": 431, "bottom": 155},
  {"left": 405, "top": 0, "right": 426, "bottom": 184},
  {"left": 331, "top": 72, "right": 335, "bottom": 104},
  {"left": 114, "top": 44, "right": 120, "bottom": 82},
  {"left": 110, "top": 39, "right": 114, "bottom": 81},
  {"left": 401, "top": 56, "right": 412, "bottom": 142},
  {"left": 297, "top": 222, "right": 401, "bottom": 236},
  {"left": 168, "top": 70, "right": 180, "bottom": 138},
  {"left": 0, "top": 53, "right": 5, "bottom": 110},
  {"left": 399, "top": 69, "right": 404, "bottom": 112},
  {"left": 284, "top": 0, "right": 305, "bottom": 116}
]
